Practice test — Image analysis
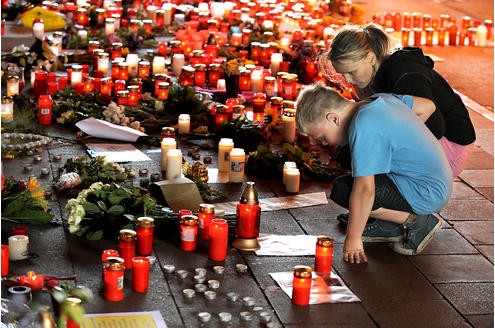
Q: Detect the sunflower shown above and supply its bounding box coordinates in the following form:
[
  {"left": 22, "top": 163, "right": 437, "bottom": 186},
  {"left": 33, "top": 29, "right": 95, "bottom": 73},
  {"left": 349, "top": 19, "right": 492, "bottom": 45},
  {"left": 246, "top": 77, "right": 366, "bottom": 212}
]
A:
[{"left": 27, "top": 177, "right": 46, "bottom": 201}]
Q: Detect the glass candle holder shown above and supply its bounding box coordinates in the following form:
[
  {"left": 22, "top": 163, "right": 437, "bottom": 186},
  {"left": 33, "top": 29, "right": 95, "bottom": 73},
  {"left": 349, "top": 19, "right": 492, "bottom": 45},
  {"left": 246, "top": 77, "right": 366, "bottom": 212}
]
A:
[
  {"left": 179, "top": 66, "right": 195, "bottom": 87},
  {"left": 1, "top": 96, "right": 14, "bottom": 123},
  {"left": 215, "top": 105, "right": 229, "bottom": 129},
  {"left": 117, "top": 90, "right": 129, "bottom": 106},
  {"left": 252, "top": 92, "right": 266, "bottom": 114},
  {"left": 118, "top": 229, "right": 136, "bottom": 269},
  {"left": 34, "top": 70, "right": 48, "bottom": 96},
  {"left": 292, "top": 265, "right": 312, "bottom": 306},
  {"left": 229, "top": 148, "right": 246, "bottom": 183},
  {"left": 194, "top": 64, "right": 207, "bottom": 87},
  {"left": 38, "top": 95, "right": 52, "bottom": 125},
  {"left": 235, "top": 181, "right": 260, "bottom": 239},
  {"left": 100, "top": 77, "right": 112, "bottom": 99},
  {"left": 178, "top": 113, "right": 190, "bottom": 135},
  {"left": 208, "top": 219, "right": 229, "bottom": 261},
  {"left": 238, "top": 70, "right": 251, "bottom": 91},
  {"left": 127, "top": 85, "right": 140, "bottom": 106},
  {"left": 198, "top": 204, "right": 215, "bottom": 239},
  {"left": 83, "top": 76, "right": 95, "bottom": 95},
  {"left": 6, "top": 75, "right": 19, "bottom": 96},
  {"left": 315, "top": 236, "right": 334, "bottom": 274},
  {"left": 218, "top": 138, "right": 234, "bottom": 172},
  {"left": 156, "top": 81, "right": 170, "bottom": 100},
  {"left": 138, "top": 60, "right": 150, "bottom": 79},
  {"left": 180, "top": 215, "right": 199, "bottom": 251},
  {"left": 137, "top": 217, "right": 154, "bottom": 256}
]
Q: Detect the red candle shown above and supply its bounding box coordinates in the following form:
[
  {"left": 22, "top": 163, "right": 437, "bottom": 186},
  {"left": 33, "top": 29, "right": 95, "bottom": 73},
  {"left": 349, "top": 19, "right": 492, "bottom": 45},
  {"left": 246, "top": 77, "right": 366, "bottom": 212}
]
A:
[
  {"left": 138, "top": 61, "right": 150, "bottom": 79},
  {"left": 34, "top": 70, "right": 48, "bottom": 96},
  {"left": 178, "top": 209, "right": 193, "bottom": 220},
  {"left": 100, "top": 77, "right": 112, "bottom": 100},
  {"left": 38, "top": 95, "right": 52, "bottom": 125},
  {"left": 118, "top": 62, "right": 129, "bottom": 80},
  {"left": 194, "top": 64, "right": 206, "bottom": 87},
  {"left": 156, "top": 9, "right": 164, "bottom": 27},
  {"left": 127, "top": 85, "right": 140, "bottom": 106},
  {"left": 215, "top": 105, "right": 229, "bottom": 130},
  {"left": 292, "top": 265, "right": 312, "bottom": 306},
  {"left": 403, "top": 12, "right": 411, "bottom": 28},
  {"left": 114, "top": 79, "right": 126, "bottom": 93},
  {"left": 13, "top": 226, "right": 28, "bottom": 236},
  {"left": 235, "top": 182, "right": 261, "bottom": 239},
  {"left": 88, "top": 41, "right": 100, "bottom": 54},
  {"left": 438, "top": 28, "right": 446, "bottom": 46},
  {"left": 425, "top": 27, "right": 434, "bottom": 46},
  {"left": 136, "top": 217, "right": 154, "bottom": 256},
  {"left": 401, "top": 28, "right": 411, "bottom": 46},
  {"left": 158, "top": 42, "right": 168, "bottom": 56},
  {"left": 118, "top": 229, "right": 136, "bottom": 269},
  {"left": 83, "top": 76, "right": 95, "bottom": 95},
  {"left": 104, "top": 257, "right": 125, "bottom": 301},
  {"left": 132, "top": 256, "right": 150, "bottom": 292},
  {"left": 58, "top": 76, "right": 67, "bottom": 90},
  {"left": 102, "top": 249, "right": 119, "bottom": 262},
  {"left": 21, "top": 270, "right": 44, "bottom": 290},
  {"left": 111, "top": 42, "right": 122, "bottom": 60},
  {"left": 156, "top": 82, "right": 170, "bottom": 100},
  {"left": 238, "top": 70, "right": 251, "bottom": 91},
  {"left": 198, "top": 204, "right": 215, "bottom": 239},
  {"left": 179, "top": 66, "right": 195, "bottom": 87},
  {"left": 449, "top": 23, "right": 458, "bottom": 45},
  {"left": 180, "top": 215, "right": 198, "bottom": 251},
  {"left": 208, "top": 219, "right": 229, "bottom": 261},
  {"left": 413, "top": 28, "right": 422, "bottom": 46},
  {"left": 252, "top": 92, "right": 266, "bottom": 114},
  {"left": 208, "top": 64, "right": 222, "bottom": 88},
  {"left": 315, "top": 236, "right": 334, "bottom": 274},
  {"left": 1, "top": 245, "right": 8, "bottom": 277},
  {"left": 117, "top": 90, "right": 129, "bottom": 105},
  {"left": 65, "top": 297, "right": 82, "bottom": 328}
]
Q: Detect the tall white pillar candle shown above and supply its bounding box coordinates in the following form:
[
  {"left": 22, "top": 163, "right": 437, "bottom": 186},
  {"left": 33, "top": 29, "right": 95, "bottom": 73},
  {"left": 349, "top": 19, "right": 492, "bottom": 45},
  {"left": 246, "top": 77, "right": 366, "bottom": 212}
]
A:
[
  {"left": 282, "top": 109, "right": 296, "bottom": 143},
  {"left": 285, "top": 168, "right": 300, "bottom": 193},
  {"left": 161, "top": 138, "right": 177, "bottom": 171},
  {"left": 172, "top": 54, "right": 185, "bottom": 77},
  {"left": 270, "top": 53, "right": 283, "bottom": 76},
  {"left": 178, "top": 114, "right": 190, "bottom": 135},
  {"left": 283, "top": 161, "right": 297, "bottom": 185},
  {"left": 477, "top": 24, "right": 488, "bottom": 47},
  {"left": 229, "top": 148, "right": 245, "bottom": 183},
  {"left": 251, "top": 69, "right": 264, "bottom": 93},
  {"left": 71, "top": 65, "right": 83, "bottom": 87},
  {"left": 162, "top": 3, "right": 173, "bottom": 26},
  {"left": 126, "top": 54, "right": 140, "bottom": 76},
  {"left": 152, "top": 56, "right": 166, "bottom": 75},
  {"left": 218, "top": 138, "right": 234, "bottom": 172},
  {"left": 8, "top": 235, "right": 29, "bottom": 261},
  {"left": 105, "top": 18, "right": 115, "bottom": 36},
  {"left": 166, "top": 148, "right": 182, "bottom": 179}
]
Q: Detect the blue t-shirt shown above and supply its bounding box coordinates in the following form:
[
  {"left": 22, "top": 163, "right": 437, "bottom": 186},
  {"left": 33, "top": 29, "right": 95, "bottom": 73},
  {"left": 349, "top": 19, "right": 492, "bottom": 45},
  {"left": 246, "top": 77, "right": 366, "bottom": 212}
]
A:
[{"left": 348, "top": 93, "right": 452, "bottom": 214}]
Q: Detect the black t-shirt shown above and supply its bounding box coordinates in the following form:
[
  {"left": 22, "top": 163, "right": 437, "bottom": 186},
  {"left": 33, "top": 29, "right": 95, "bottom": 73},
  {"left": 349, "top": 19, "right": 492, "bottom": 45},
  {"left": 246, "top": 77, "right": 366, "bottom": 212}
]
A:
[{"left": 371, "top": 47, "right": 475, "bottom": 145}]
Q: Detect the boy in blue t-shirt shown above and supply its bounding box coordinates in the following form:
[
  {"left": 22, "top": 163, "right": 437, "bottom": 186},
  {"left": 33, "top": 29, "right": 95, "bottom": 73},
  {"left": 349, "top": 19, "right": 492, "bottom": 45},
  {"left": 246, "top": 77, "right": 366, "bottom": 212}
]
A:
[{"left": 295, "top": 82, "right": 452, "bottom": 264}]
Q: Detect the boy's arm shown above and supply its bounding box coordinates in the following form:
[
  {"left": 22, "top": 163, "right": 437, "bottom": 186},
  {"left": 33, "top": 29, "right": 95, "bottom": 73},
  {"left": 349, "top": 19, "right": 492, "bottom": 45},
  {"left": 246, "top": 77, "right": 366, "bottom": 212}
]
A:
[
  {"left": 411, "top": 96, "right": 436, "bottom": 122},
  {"left": 344, "top": 175, "right": 375, "bottom": 264}
]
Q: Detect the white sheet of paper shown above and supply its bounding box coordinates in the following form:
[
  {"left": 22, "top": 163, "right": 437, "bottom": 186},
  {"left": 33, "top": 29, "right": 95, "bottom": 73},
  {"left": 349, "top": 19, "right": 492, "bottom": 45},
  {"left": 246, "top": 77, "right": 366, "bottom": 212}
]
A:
[
  {"left": 76, "top": 117, "right": 147, "bottom": 142},
  {"left": 255, "top": 234, "right": 318, "bottom": 256},
  {"left": 214, "top": 192, "right": 328, "bottom": 215},
  {"left": 86, "top": 143, "right": 151, "bottom": 162},
  {"left": 269, "top": 271, "right": 360, "bottom": 304}
]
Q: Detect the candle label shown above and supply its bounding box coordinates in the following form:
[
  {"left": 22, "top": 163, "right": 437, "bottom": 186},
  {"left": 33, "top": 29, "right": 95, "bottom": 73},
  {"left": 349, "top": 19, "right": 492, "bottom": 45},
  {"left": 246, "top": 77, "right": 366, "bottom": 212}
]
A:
[
  {"left": 40, "top": 108, "right": 50, "bottom": 115},
  {"left": 224, "top": 153, "right": 230, "bottom": 161},
  {"left": 231, "top": 161, "right": 245, "bottom": 172},
  {"left": 117, "top": 276, "right": 124, "bottom": 290},
  {"left": 199, "top": 218, "right": 204, "bottom": 229},
  {"left": 181, "top": 229, "right": 195, "bottom": 241}
]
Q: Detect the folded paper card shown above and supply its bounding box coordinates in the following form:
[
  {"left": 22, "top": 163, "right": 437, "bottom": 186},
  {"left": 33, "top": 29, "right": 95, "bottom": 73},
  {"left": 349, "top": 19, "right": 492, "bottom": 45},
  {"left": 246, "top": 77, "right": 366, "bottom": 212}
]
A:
[
  {"left": 76, "top": 117, "right": 147, "bottom": 142},
  {"left": 148, "top": 177, "right": 204, "bottom": 213}
]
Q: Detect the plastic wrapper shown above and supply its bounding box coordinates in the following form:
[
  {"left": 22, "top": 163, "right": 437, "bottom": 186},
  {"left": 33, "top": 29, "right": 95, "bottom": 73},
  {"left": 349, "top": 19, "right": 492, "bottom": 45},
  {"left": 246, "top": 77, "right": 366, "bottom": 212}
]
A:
[{"left": 54, "top": 172, "right": 81, "bottom": 190}]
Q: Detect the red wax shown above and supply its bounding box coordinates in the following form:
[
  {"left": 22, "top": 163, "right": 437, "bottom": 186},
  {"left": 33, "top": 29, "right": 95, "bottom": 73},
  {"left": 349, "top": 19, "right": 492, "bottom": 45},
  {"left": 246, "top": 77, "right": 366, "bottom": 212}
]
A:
[
  {"left": 178, "top": 209, "right": 192, "bottom": 219},
  {"left": 13, "top": 226, "right": 28, "bottom": 236},
  {"left": 34, "top": 70, "right": 48, "bottom": 96},
  {"left": 132, "top": 257, "right": 150, "bottom": 292},
  {"left": 208, "top": 219, "right": 229, "bottom": 261},
  {"left": 1, "top": 245, "right": 9, "bottom": 277},
  {"left": 58, "top": 77, "right": 67, "bottom": 90},
  {"left": 128, "top": 90, "right": 140, "bottom": 107},
  {"left": 158, "top": 42, "right": 168, "bottom": 56},
  {"left": 292, "top": 275, "right": 311, "bottom": 306},
  {"left": 315, "top": 244, "right": 333, "bottom": 274},
  {"left": 236, "top": 203, "right": 261, "bottom": 239},
  {"left": 118, "top": 233, "right": 136, "bottom": 270},
  {"left": 180, "top": 225, "right": 198, "bottom": 251},
  {"left": 102, "top": 249, "right": 119, "bottom": 262},
  {"left": 194, "top": 70, "right": 206, "bottom": 87},
  {"left": 137, "top": 225, "right": 154, "bottom": 256},
  {"left": 208, "top": 68, "right": 221, "bottom": 88},
  {"left": 104, "top": 261, "right": 124, "bottom": 301},
  {"left": 252, "top": 93, "right": 267, "bottom": 113},
  {"left": 38, "top": 95, "right": 52, "bottom": 125},
  {"left": 198, "top": 205, "right": 215, "bottom": 239}
]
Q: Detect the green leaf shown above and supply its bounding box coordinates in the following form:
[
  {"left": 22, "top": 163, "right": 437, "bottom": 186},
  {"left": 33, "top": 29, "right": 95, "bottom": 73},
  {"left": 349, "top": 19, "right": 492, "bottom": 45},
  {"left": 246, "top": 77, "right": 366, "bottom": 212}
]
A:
[
  {"left": 108, "top": 205, "right": 125, "bottom": 216},
  {"left": 81, "top": 201, "right": 101, "bottom": 215},
  {"left": 86, "top": 229, "right": 104, "bottom": 240},
  {"left": 96, "top": 200, "right": 107, "bottom": 211},
  {"left": 108, "top": 193, "right": 125, "bottom": 205},
  {"left": 3, "top": 196, "right": 26, "bottom": 216}
]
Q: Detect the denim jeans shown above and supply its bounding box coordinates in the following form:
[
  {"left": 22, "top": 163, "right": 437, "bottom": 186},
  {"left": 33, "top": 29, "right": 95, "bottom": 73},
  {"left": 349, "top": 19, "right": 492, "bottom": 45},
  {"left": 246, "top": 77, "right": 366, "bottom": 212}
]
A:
[{"left": 330, "top": 174, "right": 413, "bottom": 213}]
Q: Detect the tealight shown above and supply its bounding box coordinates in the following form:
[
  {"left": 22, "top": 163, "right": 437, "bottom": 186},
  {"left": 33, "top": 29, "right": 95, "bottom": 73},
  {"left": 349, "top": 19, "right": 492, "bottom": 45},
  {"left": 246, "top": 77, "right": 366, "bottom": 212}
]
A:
[
  {"left": 242, "top": 296, "right": 256, "bottom": 307},
  {"left": 240, "top": 311, "right": 253, "bottom": 322},
  {"left": 194, "top": 284, "right": 207, "bottom": 293},
  {"left": 163, "top": 265, "right": 175, "bottom": 273},
  {"left": 193, "top": 275, "right": 206, "bottom": 284},
  {"left": 213, "top": 265, "right": 225, "bottom": 274},
  {"left": 236, "top": 264, "right": 248, "bottom": 273},
  {"left": 204, "top": 290, "right": 217, "bottom": 300},
  {"left": 176, "top": 270, "right": 189, "bottom": 279},
  {"left": 207, "top": 280, "right": 220, "bottom": 289},
  {"left": 194, "top": 267, "right": 207, "bottom": 277},
  {"left": 218, "top": 312, "right": 232, "bottom": 323},
  {"left": 259, "top": 311, "right": 272, "bottom": 323},
  {"left": 182, "top": 288, "right": 196, "bottom": 298},
  {"left": 197, "top": 312, "right": 211, "bottom": 323},
  {"left": 226, "top": 292, "right": 240, "bottom": 302}
]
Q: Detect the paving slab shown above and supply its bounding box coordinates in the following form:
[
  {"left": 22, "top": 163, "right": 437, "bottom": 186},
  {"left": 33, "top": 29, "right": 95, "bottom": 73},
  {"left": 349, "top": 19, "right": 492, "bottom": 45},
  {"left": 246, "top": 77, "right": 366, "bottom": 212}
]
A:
[
  {"left": 419, "top": 228, "right": 480, "bottom": 255},
  {"left": 459, "top": 170, "right": 494, "bottom": 188},
  {"left": 451, "top": 181, "right": 486, "bottom": 200},
  {"left": 465, "top": 314, "right": 495, "bottom": 328},
  {"left": 440, "top": 199, "right": 494, "bottom": 221},
  {"left": 452, "top": 221, "right": 494, "bottom": 245},
  {"left": 475, "top": 245, "right": 494, "bottom": 263},
  {"left": 435, "top": 282, "right": 494, "bottom": 315}
]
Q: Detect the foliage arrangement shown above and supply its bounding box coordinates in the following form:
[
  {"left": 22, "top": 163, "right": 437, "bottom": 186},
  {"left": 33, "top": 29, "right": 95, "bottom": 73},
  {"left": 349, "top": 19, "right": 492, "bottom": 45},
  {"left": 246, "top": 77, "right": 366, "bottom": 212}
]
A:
[
  {"left": 182, "top": 160, "right": 226, "bottom": 201},
  {"left": 57, "top": 156, "right": 134, "bottom": 189},
  {"left": 1, "top": 176, "right": 53, "bottom": 224},
  {"left": 66, "top": 182, "right": 156, "bottom": 240}
]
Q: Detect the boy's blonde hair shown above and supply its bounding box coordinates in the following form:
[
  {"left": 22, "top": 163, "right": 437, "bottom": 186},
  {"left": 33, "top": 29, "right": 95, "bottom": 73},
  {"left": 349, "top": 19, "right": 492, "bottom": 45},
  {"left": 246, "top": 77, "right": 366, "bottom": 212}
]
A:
[{"left": 295, "top": 82, "right": 347, "bottom": 134}]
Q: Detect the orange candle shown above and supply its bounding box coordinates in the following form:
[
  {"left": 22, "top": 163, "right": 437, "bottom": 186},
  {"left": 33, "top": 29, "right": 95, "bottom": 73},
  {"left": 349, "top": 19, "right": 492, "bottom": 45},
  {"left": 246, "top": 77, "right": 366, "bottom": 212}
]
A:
[
  {"left": 238, "top": 70, "right": 251, "bottom": 91},
  {"left": 401, "top": 28, "right": 411, "bottom": 47},
  {"left": 180, "top": 215, "right": 198, "bottom": 251},
  {"left": 138, "top": 61, "right": 150, "bottom": 79},
  {"left": 100, "top": 77, "right": 112, "bottom": 99},
  {"left": 127, "top": 85, "right": 140, "bottom": 106},
  {"left": 132, "top": 257, "right": 150, "bottom": 292},
  {"left": 83, "top": 76, "right": 94, "bottom": 95},
  {"left": 194, "top": 64, "right": 207, "bottom": 87},
  {"left": 156, "top": 81, "right": 170, "bottom": 100},
  {"left": 425, "top": 27, "right": 434, "bottom": 46},
  {"left": 291, "top": 265, "right": 312, "bottom": 306},
  {"left": 208, "top": 219, "right": 229, "bottom": 262},
  {"left": 314, "top": 236, "right": 334, "bottom": 274}
]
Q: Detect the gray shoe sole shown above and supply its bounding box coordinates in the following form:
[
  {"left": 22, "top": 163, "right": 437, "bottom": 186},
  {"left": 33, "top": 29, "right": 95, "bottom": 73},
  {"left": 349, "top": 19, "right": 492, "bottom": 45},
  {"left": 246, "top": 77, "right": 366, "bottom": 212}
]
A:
[
  {"left": 363, "top": 235, "right": 404, "bottom": 243},
  {"left": 392, "top": 219, "right": 442, "bottom": 255}
]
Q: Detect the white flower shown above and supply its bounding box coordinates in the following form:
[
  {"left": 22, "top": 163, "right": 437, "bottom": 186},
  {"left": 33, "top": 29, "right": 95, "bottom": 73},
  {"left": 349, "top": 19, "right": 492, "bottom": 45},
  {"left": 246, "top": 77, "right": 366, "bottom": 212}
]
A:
[
  {"left": 89, "top": 182, "right": 104, "bottom": 191},
  {"left": 66, "top": 198, "right": 79, "bottom": 210}
]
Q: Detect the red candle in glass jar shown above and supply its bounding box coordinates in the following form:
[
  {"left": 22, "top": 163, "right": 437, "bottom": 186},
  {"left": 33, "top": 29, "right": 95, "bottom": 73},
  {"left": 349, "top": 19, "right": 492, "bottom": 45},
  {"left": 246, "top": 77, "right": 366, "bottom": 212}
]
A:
[
  {"left": 401, "top": 28, "right": 411, "bottom": 46},
  {"left": 58, "top": 76, "right": 68, "bottom": 91},
  {"left": 13, "top": 225, "right": 28, "bottom": 236},
  {"left": 117, "top": 90, "right": 129, "bottom": 106},
  {"left": 198, "top": 204, "right": 215, "bottom": 239},
  {"left": 178, "top": 209, "right": 193, "bottom": 220},
  {"left": 314, "top": 236, "right": 334, "bottom": 274},
  {"left": 208, "top": 219, "right": 229, "bottom": 261},
  {"left": 1, "top": 245, "right": 9, "bottom": 277},
  {"left": 102, "top": 249, "right": 119, "bottom": 262},
  {"left": 156, "top": 82, "right": 170, "bottom": 100},
  {"left": 438, "top": 28, "right": 446, "bottom": 46},
  {"left": 448, "top": 23, "right": 458, "bottom": 45},
  {"left": 118, "top": 62, "right": 129, "bottom": 80},
  {"left": 114, "top": 79, "right": 126, "bottom": 94},
  {"left": 136, "top": 217, "right": 154, "bottom": 256},
  {"left": 252, "top": 92, "right": 266, "bottom": 114},
  {"left": 194, "top": 64, "right": 206, "bottom": 87},
  {"left": 403, "top": 12, "right": 412, "bottom": 28},
  {"left": 127, "top": 85, "right": 140, "bottom": 106},
  {"left": 88, "top": 40, "right": 100, "bottom": 54},
  {"left": 215, "top": 105, "right": 229, "bottom": 129},
  {"left": 111, "top": 60, "right": 122, "bottom": 80},
  {"left": 158, "top": 42, "right": 168, "bottom": 57},
  {"left": 132, "top": 256, "right": 150, "bottom": 292},
  {"left": 413, "top": 28, "right": 422, "bottom": 46},
  {"left": 34, "top": 70, "right": 48, "bottom": 96},
  {"left": 425, "top": 27, "right": 434, "bottom": 46},
  {"left": 83, "top": 76, "right": 95, "bottom": 95},
  {"left": 180, "top": 215, "right": 199, "bottom": 251},
  {"left": 38, "top": 95, "right": 52, "bottom": 125},
  {"left": 238, "top": 70, "right": 251, "bottom": 91},
  {"left": 138, "top": 61, "right": 150, "bottom": 79},
  {"left": 236, "top": 182, "right": 261, "bottom": 239},
  {"left": 104, "top": 257, "right": 125, "bottom": 301},
  {"left": 292, "top": 265, "right": 312, "bottom": 306},
  {"left": 118, "top": 229, "right": 136, "bottom": 269},
  {"left": 100, "top": 77, "right": 112, "bottom": 99},
  {"left": 208, "top": 64, "right": 222, "bottom": 88}
]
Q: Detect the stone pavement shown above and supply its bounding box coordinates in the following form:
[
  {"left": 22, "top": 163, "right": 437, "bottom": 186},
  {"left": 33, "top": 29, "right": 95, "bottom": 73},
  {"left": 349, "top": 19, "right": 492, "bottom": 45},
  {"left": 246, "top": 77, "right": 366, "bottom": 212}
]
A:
[{"left": 1, "top": 96, "right": 493, "bottom": 327}]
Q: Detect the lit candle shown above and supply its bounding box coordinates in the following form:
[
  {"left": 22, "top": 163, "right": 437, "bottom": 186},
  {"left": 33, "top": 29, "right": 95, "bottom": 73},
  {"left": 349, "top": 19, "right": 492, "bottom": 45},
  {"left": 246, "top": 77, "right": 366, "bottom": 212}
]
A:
[
  {"left": 229, "top": 148, "right": 245, "bottom": 183},
  {"left": 315, "top": 236, "right": 334, "bottom": 275},
  {"left": 156, "top": 81, "right": 170, "bottom": 100},
  {"left": 127, "top": 85, "right": 140, "bottom": 106},
  {"left": 162, "top": 3, "right": 173, "bottom": 26},
  {"left": 138, "top": 61, "right": 150, "bottom": 79},
  {"left": 425, "top": 27, "right": 434, "bottom": 46},
  {"left": 172, "top": 53, "right": 185, "bottom": 77},
  {"left": 105, "top": 17, "right": 115, "bottom": 36},
  {"left": 71, "top": 64, "right": 83, "bottom": 87},
  {"left": 282, "top": 161, "right": 297, "bottom": 185},
  {"left": 252, "top": 92, "right": 266, "bottom": 114},
  {"left": 118, "top": 62, "right": 129, "bottom": 80},
  {"left": 178, "top": 114, "right": 190, "bottom": 135},
  {"left": 157, "top": 42, "right": 168, "bottom": 57},
  {"left": 198, "top": 203, "right": 215, "bottom": 239},
  {"left": 230, "top": 32, "right": 242, "bottom": 46},
  {"left": 285, "top": 168, "right": 300, "bottom": 193},
  {"left": 160, "top": 137, "right": 176, "bottom": 172},
  {"left": 1, "top": 245, "right": 8, "bottom": 276},
  {"left": 97, "top": 52, "right": 110, "bottom": 75},
  {"left": 118, "top": 229, "right": 136, "bottom": 269},
  {"left": 8, "top": 235, "right": 29, "bottom": 261},
  {"left": 251, "top": 70, "right": 264, "bottom": 93},
  {"left": 126, "top": 53, "right": 140, "bottom": 76},
  {"left": 282, "top": 108, "right": 296, "bottom": 143},
  {"left": 208, "top": 219, "right": 229, "bottom": 261},
  {"left": 476, "top": 24, "right": 488, "bottom": 46},
  {"left": 218, "top": 138, "right": 234, "bottom": 172},
  {"left": 132, "top": 257, "right": 150, "bottom": 292},
  {"left": 152, "top": 56, "right": 166, "bottom": 75},
  {"left": 166, "top": 148, "right": 182, "bottom": 180},
  {"left": 83, "top": 76, "right": 94, "bottom": 95},
  {"left": 292, "top": 265, "right": 312, "bottom": 306},
  {"left": 1, "top": 96, "right": 14, "bottom": 123},
  {"left": 100, "top": 77, "right": 112, "bottom": 99},
  {"left": 6, "top": 75, "right": 19, "bottom": 96},
  {"left": 180, "top": 214, "right": 199, "bottom": 251},
  {"left": 235, "top": 181, "right": 261, "bottom": 240},
  {"left": 216, "top": 78, "right": 226, "bottom": 90},
  {"left": 270, "top": 53, "right": 283, "bottom": 76}
]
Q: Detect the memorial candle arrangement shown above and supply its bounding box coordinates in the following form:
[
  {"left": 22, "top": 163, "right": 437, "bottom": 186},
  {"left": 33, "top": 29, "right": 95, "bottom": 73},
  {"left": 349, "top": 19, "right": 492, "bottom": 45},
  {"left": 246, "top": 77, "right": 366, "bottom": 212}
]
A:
[
  {"left": 136, "top": 217, "right": 154, "bottom": 256},
  {"left": 292, "top": 265, "right": 312, "bottom": 306},
  {"left": 315, "top": 236, "right": 334, "bottom": 275},
  {"left": 160, "top": 138, "right": 177, "bottom": 171},
  {"left": 178, "top": 114, "right": 191, "bottom": 135},
  {"left": 282, "top": 108, "right": 296, "bottom": 143},
  {"left": 165, "top": 148, "right": 182, "bottom": 180},
  {"left": 229, "top": 148, "right": 246, "bottom": 183},
  {"left": 218, "top": 138, "right": 234, "bottom": 172}
]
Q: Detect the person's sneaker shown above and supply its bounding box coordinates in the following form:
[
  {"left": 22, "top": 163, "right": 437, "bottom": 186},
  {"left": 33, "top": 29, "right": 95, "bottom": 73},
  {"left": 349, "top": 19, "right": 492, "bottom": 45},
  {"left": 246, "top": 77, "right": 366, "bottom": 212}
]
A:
[
  {"left": 391, "top": 214, "right": 442, "bottom": 256},
  {"left": 361, "top": 220, "right": 405, "bottom": 242},
  {"left": 337, "top": 213, "right": 374, "bottom": 225}
]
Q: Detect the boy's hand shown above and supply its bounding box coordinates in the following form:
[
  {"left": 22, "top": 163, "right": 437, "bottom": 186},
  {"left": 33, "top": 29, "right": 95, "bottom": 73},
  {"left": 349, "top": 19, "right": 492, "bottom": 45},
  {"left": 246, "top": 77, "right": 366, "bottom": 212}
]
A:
[{"left": 343, "top": 237, "right": 367, "bottom": 264}]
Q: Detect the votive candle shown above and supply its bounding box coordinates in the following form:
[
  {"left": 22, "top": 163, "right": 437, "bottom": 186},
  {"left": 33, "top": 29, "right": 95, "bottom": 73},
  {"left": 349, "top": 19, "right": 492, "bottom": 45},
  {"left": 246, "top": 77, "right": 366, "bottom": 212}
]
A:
[
  {"left": 218, "top": 138, "right": 234, "bottom": 172},
  {"left": 315, "top": 236, "right": 334, "bottom": 274},
  {"left": 229, "top": 148, "right": 245, "bottom": 183},
  {"left": 137, "top": 217, "right": 154, "bottom": 256},
  {"left": 178, "top": 114, "right": 190, "bottom": 135},
  {"left": 198, "top": 203, "right": 215, "bottom": 239},
  {"left": 8, "top": 235, "right": 29, "bottom": 261},
  {"left": 208, "top": 219, "right": 229, "bottom": 261},
  {"left": 166, "top": 148, "right": 182, "bottom": 179},
  {"left": 132, "top": 257, "right": 150, "bottom": 292},
  {"left": 285, "top": 168, "right": 300, "bottom": 193},
  {"left": 292, "top": 265, "right": 312, "bottom": 306},
  {"left": 180, "top": 215, "right": 199, "bottom": 251},
  {"left": 160, "top": 138, "right": 176, "bottom": 171}
]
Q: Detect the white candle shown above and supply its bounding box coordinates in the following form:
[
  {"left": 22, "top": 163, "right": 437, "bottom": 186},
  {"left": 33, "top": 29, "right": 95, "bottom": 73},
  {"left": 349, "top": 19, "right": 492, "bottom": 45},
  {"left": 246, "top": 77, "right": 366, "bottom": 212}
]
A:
[
  {"left": 166, "top": 148, "right": 182, "bottom": 180},
  {"left": 126, "top": 54, "right": 140, "bottom": 76},
  {"left": 33, "top": 22, "right": 44, "bottom": 40},
  {"left": 270, "top": 53, "right": 283, "bottom": 76},
  {"left": 251, "top": 69, "right": 264, "bottom": 93},
  {"left": 198, "top": 2, "right": 209, "bottom": 14},
  {"left": 174, "top": 13, "right": 185, "bottom": 27},
  {"left": 283, "top": 161, "right": 297, "bottom": 185},
  {"left": 98, "top": 53, "right": 110, "bottom": 75},
  {"left": 146, "top": 5, "right": 157, "bottom": 25},
  {"left": 77, "top": 29, "right": 87, "bottom": 43},
  {"left": 105, "top": 18, "right": 115, "bottom": 36},
  {"left": 285, "top": 168, "right": 300, "bottom": 193},
  {"left": 178, "top": 114, "right": 190, "bottom": 135},
  {"left": 71, "top": 65, "right": 83, "bottom": 87},
  {"left": 216, "top": 79, "right": 226, "bottom": 90},
  {"left": 323, "top": 26, "right": 334, "bottom": 41},
  {"left": 229, "top": 148, "right": 245, "bottom": 183},
  {"left": 262, "top": 20, "right": 274, "bottom": 30},
  {"left": 218, "top": 138, "right": 234, "bottom": 172},
  {"left": 161, "top": 138, "right": 177, "bottom": 171},
  {"left": 6, "top": 76, "right": 19, "bottom": 96},
  {"left": 1, "top": 96, "right": 14, "bottom": 123},
  {"left": 172, "top": 53, "right": 185, "bottom": 77},
  {"left": 8, "top": 235, "right": 29, "bottom": 261},
  {"left": 50, "top": 43, "right": 60, "bottom": 57},
  {"left": 152, "top": 56, "right": 166, "bottom": 75},
  {"left": 162, "top": 3, "right": 173, "bottom": 26},
  {"left": 477, "top": 24, "right": 488, "bottom": 47},
  {"left": 210, "top": 2, "right": 224, "bottom": 20},
  {"left": 282, "top": 109, "right": 296, "bottom": 143}
]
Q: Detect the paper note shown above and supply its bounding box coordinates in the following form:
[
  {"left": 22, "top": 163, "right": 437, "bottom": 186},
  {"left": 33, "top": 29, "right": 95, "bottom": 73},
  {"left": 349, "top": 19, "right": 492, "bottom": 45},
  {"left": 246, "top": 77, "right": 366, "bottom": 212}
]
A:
[
  {"left": 255, "top": 234, "right": 318, "bottom": 256},
  {"left": 82, "top": 311, "right": 167, "bottom": 328},
  {"left": 86, "top": 143, "right": 151, "bottom": 162},
  {"left": 76, "top": 117, "right": 147, "bottom": 142}
]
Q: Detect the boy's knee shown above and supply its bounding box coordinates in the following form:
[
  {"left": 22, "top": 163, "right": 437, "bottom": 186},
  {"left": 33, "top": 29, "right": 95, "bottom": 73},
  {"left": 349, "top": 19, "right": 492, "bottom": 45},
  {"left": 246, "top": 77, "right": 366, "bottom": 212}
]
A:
[{"left": 330, "top": 175, "right": 353, "bottom": 208}]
